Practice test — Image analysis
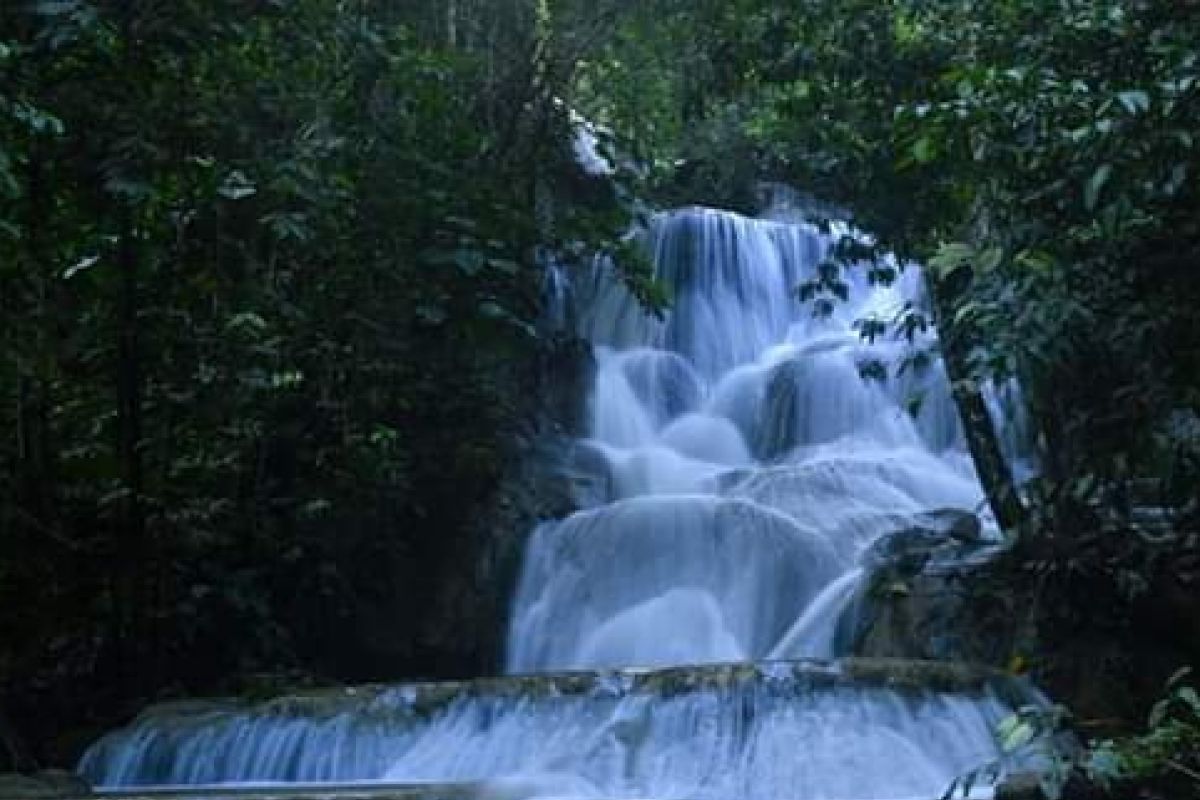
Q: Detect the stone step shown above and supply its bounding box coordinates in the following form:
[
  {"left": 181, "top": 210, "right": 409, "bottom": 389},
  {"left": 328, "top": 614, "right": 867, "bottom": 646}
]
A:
[
  {"left": 79, "top": 659, "right": 1042, "bottom": 799},
  {"left": 100, "top": 658, "right": 1031, "bottom": 724}
]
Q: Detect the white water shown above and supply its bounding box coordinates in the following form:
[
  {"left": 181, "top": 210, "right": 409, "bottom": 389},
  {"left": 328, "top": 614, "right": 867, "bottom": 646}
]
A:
[
  {"left": 80, "top": 666, "right": 1027, "bottom": 799},
  {"left": 509, "top": 206, "right": 1015, "bottom": 673},
  {"left": 79, "top": 205, "right": 1037, "bottom": 799}
]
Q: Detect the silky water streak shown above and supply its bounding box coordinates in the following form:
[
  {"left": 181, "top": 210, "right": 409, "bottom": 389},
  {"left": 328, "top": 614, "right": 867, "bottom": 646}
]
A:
[{"left": 509, "top": 206, "right": 1014, "bottom": 673}]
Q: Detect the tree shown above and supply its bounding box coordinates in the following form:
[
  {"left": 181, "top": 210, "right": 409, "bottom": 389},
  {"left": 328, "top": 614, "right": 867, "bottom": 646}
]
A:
[{"left": 0, "top": 0, "right": 642, "bottom": 763}]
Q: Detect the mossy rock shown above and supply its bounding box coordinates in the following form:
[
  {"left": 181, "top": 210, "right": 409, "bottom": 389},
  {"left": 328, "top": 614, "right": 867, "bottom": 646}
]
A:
[
  {"left": 0, "top": 770, "right": 90, "bottom": 798},
  {"left": 108, "top": 657, "right": 1036, "bottom": 736}
]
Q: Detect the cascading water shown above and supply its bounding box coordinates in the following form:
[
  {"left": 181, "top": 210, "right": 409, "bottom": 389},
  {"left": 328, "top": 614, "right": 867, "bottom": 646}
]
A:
[
  {"left": 79, "top": 205, "right": 1040, "bottom": 799},
  {"left": 509, "top": 206, "right": 1010, "bottom": 674}
]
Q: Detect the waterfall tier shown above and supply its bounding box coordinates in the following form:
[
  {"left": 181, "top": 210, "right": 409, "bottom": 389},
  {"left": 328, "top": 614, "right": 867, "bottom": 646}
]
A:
[
  {"left": 80, "top": 659, "right": 1037, "bottom": 799},
  {"left": 510, "top": 206, "right": 1029, "bottom": 675}
]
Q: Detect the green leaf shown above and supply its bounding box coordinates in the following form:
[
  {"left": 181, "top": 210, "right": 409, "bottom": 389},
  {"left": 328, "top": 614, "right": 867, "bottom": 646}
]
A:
[
  {"left": 996, "top": 714, "right": 1036, "bottom": 751},
  {"left": 953, "top": 300, "right": 981, "bottom": 326},
  {"left": 1116, "top": 89, "right": 1150, "bottom": 114},
  {"left": 928, "top": 242, "right": 975, "bottom": 280},
  {"left": 1015, "top": 249, "right": 1055, "bottom": 272},
  {"left": 218, "top": 170, "right": 257, "bottom": 200},
  {"left": 1084, "top": 163, "right": 1112, "bottom": 211},
  {"left": 225, "top": 312, "right": 267, "bottom": 333},
  {"left": 1177, "top": 686, "right": 1200, "bottom": 716},
  {"left": 12, "top": 103, "right": 64, "bottom": 136},
  {"left": 910, "top": 135, "right": 937, "bottom": 164},
  {"left": 97, "top": 487, "right": 133, "bottom": 508},
  {"left": 857, "top": 359, "right": 888, "bottom": 382},
  {"left": 1166, "top": 666, "right": 1193, "bottom": 687},
  {"left": 486, "top": 257, "right": 520, "bottom": 276},
  {"left": 905, "top": 394, "right": 924, "bottom": 418},
  {"left": 262, "top": 212, "right": 311, "bottom": 242},
  {"left": 977, "top": 246, "right": 1003, "bottom": 272},
  {"left": 62, "top": 254, "right": 99, "bottom": 280},
  {"left": 1148, "top": 697, "right": 1170, "bottom": 729},
  {"left": 454, "top": 249, "right": 485, "bottom": 276},
  {"left": 1085, "top": 744, "right": 1122, "bottom": 786},
  {"left": 270, "top": 370, "right": 304, "bottom": 389}
]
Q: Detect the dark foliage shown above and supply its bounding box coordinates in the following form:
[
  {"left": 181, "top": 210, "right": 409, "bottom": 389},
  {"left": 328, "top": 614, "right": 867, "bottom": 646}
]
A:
[{"left": 0, "top": 0, "right": 643, "bottom": 765}]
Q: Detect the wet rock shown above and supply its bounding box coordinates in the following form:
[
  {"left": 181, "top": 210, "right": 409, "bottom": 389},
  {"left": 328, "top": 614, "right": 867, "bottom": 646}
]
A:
[
  {"left": 753, "top": 357, "right": 812, "bottom": 461},
  {"left": 861, "top": 508, "right": 987, "bottom": 573},
  {"left": 119, "top": 658, "right": 1030, "bottom": 722},
  {"left": 0, "top": 775, "right": 53, "bottom": 799},
  {"left": 851, "top": 510, "right": 1016, "bottom": 663},
  {"left": 619, "top": 349, "right": 703, "bottom": 424},
  {"left": 564, "top": 440, "right": 616, "bottom": 507},
  {"left": 996, "top": 771, "right": 1046, "bottom": 800},
  {"left": 405, "top": 333, "right": 594, "bottom": 678},
  {"left": 0, "top": 771, "right": 90, "bottom": 798}
]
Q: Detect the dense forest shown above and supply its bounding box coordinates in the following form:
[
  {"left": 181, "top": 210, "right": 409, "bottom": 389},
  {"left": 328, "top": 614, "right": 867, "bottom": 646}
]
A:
[{"left": 1, "top": 0, "right": 1197, "bottom": 795}]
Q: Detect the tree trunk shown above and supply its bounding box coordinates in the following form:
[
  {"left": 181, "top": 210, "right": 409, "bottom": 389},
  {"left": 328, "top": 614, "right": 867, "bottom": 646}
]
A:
[{"left": 929, "top": 272, "right": 1026, "bottom": 534}]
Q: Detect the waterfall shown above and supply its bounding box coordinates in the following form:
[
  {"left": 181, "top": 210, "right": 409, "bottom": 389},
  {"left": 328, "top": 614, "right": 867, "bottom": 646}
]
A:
[
  {"left": 510, "top": 206, "right": 1008, "bottom": 673},
  {"left": 79, "top": 205, "right": 1040, "bottom": 799},
  {"left": 79, "top": 662, "right": 1039, "bottom": 798}
]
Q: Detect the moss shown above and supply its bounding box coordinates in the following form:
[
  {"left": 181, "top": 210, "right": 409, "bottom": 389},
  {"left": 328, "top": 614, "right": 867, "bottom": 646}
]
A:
[{"left": 123, "top": 657, "right": 1033, "bottom": 726}]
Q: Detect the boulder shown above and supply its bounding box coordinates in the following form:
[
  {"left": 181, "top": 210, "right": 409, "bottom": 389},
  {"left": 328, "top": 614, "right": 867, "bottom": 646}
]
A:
[
  {"left": 860, "top": 508, "right": 987, "bottom": 572},
  {"left": 851, "top": 509, "right": 1017, "bottom": 664}
]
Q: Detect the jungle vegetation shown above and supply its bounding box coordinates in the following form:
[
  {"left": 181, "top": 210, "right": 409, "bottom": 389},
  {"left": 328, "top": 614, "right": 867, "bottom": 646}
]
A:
[{"left": 1, "top": 0, "right": 1197, "bottom": 791}]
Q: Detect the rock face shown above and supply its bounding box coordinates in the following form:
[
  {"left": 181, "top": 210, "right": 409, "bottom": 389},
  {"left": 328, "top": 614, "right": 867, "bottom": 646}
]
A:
[
  {"left": 279, "top": 331, "right": 595, "bottom": 688},
  {"left": 411, "top": 334, "right": 595, "bottom": 676},
  {"left": 850, "top": 507, "right": 1200, "bottom": 736},
  {"left": 849, "top": 510, "right": 1019, "bottom": 665}
]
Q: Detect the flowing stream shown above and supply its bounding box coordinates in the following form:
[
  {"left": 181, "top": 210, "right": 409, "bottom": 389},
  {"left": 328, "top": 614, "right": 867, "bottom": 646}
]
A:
[{"left": 80, "top": 205, "right": 1037, "bottom": 799}]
